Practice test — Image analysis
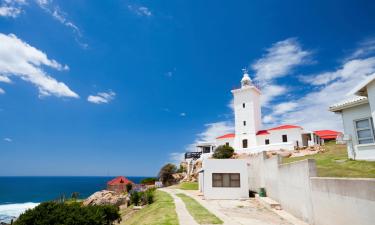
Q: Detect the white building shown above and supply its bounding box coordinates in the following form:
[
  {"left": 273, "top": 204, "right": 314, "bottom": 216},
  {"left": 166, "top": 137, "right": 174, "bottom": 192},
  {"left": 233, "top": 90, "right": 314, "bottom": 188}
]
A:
[
  {"left": 330, "top": 75, "right": 375, "bottom": 161},
  {"left": 187, "top": 70, "right": 321, "bottom": 160},
  {"left": 198, "top": 159, "right": 249, "bottom": 200}
]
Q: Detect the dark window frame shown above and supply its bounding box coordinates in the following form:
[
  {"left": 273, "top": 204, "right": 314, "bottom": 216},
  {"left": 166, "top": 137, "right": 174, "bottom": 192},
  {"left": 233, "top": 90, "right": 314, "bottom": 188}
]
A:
[
  {"left": 265, "top": 139, "right": 270, "bottom": 145},
  {"left": 243, "top": 121, "right": 246, "bottom": 126},
  {"left": 282, "top": 135, "right": 288, "bottom": 142},
  {"left": 242, "top": 139, "right": 248, "bottom": 148},
  {"left": 212, "top": 173, "right": 240, "bottom": 188},
  {"left": 242, "top": 103, "right": 245, "bottom": 108}
]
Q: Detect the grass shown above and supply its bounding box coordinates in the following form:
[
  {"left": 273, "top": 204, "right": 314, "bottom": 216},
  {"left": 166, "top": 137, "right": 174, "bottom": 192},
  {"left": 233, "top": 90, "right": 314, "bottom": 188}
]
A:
[
  {"left": 120, "top": 190, "right": 179, "bottom": 225},
  {"left": 282, "top": 142, "right": 375, "bottom": 178},
  {"left": 176, "top": 193, "right": 223, "bottom": 224},
  {"left": 177, "top": 182, "right": 199, "bottom": 190}
]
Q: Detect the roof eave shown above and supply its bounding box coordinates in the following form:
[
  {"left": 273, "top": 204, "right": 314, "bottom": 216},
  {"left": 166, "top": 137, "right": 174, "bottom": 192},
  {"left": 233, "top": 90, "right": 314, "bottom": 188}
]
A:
[{"left": 329, "top": 98, "right": 369, "bottom": 112}]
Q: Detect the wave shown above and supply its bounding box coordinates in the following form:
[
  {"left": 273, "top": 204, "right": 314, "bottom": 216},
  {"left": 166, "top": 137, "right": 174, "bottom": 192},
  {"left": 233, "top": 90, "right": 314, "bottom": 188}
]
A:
[{"left": 0, "top": 202, "right": 39, "bottom": 223}]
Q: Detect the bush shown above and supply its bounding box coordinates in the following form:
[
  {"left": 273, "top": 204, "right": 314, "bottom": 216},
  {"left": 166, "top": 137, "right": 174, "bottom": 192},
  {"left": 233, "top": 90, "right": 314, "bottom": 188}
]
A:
[
  {"left": 176, "top": 164, "right": 186, "bottom": 173},
  {"left": 158, "top": 163, "right": 177, "bottom": 186},
  {"left": 126, "top": 183, "right": 133, "bottom": 192},
  {"left": 145, "top": 189, "right": 155, "bottom": 204},
  {"left": 130, "top": 192, "right": 140, "bottom": 206},
  {"left": 212, "top": 145, "right": 235, "bottom": 159},
  {"left": 14, "top": 202, "right": 120, "bottom": 225},
  {"left": 140, "top": 177, "right": 157, "bottom": 185}
]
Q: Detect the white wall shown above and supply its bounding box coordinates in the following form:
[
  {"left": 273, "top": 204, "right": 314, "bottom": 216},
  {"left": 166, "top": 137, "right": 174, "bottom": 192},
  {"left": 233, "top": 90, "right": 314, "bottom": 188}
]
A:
[
  {"left": 366, "top": 80, "right": 375, "bottom": 123},
  {"left": 341, "top": 103, "right": 374, "bottom": 159},
  {"left": 247, "top": 153, "right": 375, "bottom": 225},
  {"left": 201, "top": 159, "right": 249, "bottom": 199}
]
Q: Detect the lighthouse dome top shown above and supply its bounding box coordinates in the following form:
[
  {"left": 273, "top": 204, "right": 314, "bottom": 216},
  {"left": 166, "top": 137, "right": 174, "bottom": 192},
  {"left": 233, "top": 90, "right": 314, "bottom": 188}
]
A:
[{"left": 241, "top": 69, "right": 252, "bottom": 87}]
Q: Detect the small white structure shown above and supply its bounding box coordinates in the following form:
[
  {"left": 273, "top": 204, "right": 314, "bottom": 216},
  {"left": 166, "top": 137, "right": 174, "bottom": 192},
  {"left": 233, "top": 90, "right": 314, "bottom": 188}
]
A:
[
  {"left": 199, "top": 159, "right": 249, "bottom": 199},
  {"left": 330, "top": 75, "right": 375, "bottom": 160}
]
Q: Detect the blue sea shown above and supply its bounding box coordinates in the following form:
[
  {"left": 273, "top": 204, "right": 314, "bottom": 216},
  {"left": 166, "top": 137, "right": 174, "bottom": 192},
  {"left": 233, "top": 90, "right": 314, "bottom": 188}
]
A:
[{"left": 0, "top": 176, "right": 147, "bottom": 223}]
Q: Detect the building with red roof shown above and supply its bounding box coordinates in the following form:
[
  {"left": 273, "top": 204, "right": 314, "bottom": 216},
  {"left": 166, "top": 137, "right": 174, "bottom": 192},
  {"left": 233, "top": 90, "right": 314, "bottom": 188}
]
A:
[
  {"left": 107, "top": 176, "right": 133, "bottom": 193},
  {"left": 314, "top": 130, "right": 341, "bottom": 141},
  {"left": 185, "top": 70, "right": 327, "bottom": 160}
]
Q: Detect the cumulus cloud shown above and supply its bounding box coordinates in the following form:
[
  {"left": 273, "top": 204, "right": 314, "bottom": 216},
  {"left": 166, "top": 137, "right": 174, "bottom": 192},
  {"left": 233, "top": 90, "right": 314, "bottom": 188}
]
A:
[
  {"left": 0, "top": 33, "right": 79, "bottom": 98},
  {"left": 180, "top": 112, "right": 186, "bottom": 117},
  {"left": 273, "top": 102, "right": 298, "bottom": 115},
  {"left": 87, "top": 91, "right": 116, "bottom": 104},
  {"left": 251, "top": 38, "right": 311, "bottom": 106},
  {"left": 169, "top": 152, "right": 185, "bottom": 164},
  {"left": 0, "top": 87, "right": 5, "bottom": 94},
  {"left": 128, "top": 5, "right": 152, "bottom": 17}
]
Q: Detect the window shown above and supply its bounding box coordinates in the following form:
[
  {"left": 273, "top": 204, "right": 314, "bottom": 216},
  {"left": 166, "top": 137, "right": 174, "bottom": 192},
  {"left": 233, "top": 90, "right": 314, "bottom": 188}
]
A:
[
  {"left": 243, "top": 121, "right": 246, "bottom": 126},
  {"left": 202, "top": 146, "right": 211, "bottom": 153},
  {"left": 242, "top": 139, "right": 248, "bottom": 148},
  {"left": 282, "top": 135, "right": 288, "bottom": 142},
  {"left": 212, "top": 173, "right": 240, "bottom": 187},
  {"left": 355, "top": 118, "right": 375, "bottom": 144},
  {"left": 242, "top": 103, "right": 245, "bottom": 108},
  {"left": 265, "top": 139, "right": 270, "bottom": 145}
]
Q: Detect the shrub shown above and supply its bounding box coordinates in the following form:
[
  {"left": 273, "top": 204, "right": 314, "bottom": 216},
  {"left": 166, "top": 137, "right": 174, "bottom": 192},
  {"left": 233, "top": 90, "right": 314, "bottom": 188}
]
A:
[
  {"left": 126, "top": 183, "right": 133, "bottom": 192},
  {"left": 177, "top": 164, "right": 187, "bottom": 173},
  {"left": 158, "top": 163, "right": 177, "bottom": 186},
  {"left": 145, "top": 189, "right": 155, "bottom": 204},
  {"left": 14, "top": 202, "right": 120, "bottom": 225},
  {"left": 212, "top": 145, "right": 235, "bottom": 159},
  {"left": 130, "top": 192, "right": 140, "bottom": 206},
  {"left": 140, "top": 177, "right": 157, "bottom": 185}
]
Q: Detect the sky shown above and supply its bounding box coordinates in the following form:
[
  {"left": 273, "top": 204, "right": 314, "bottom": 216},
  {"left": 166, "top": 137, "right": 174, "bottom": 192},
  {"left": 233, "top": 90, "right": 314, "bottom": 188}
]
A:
[{"left": 1, "top": 0, "right": 375, "bottom": 176}]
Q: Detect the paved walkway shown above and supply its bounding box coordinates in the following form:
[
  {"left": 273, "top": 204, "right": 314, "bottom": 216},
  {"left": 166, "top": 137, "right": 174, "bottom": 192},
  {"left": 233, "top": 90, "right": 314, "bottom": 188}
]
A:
[
  {"left": 180, "top": 190, "right": 294, "bottom": 225},
  {"left": 160, "top": 188, "right": 199, "bottom": 225}
]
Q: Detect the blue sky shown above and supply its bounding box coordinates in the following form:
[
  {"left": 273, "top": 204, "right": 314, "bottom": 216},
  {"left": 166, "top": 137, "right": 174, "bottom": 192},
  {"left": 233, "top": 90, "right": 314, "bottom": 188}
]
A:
[{"left": 1, "top": 0, "right": 375, "bottom": 176}]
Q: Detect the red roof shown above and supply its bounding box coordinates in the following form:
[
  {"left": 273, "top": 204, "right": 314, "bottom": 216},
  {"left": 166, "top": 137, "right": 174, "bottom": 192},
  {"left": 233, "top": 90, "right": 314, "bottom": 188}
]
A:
[
  {"left": 107, "top": 176, "right": 133, "bottom": 185},
  {"left": 256, "top": 130, "right": 270, "bottom": 135},
  {"left": 216, "top": 133, "right": 235, "bottom": 139},
  {"left": 314, "top": 130, "right": 341, "bottom": 140},
  {"left": 268, "top": 125, "right": 302, "bottom": 131}
]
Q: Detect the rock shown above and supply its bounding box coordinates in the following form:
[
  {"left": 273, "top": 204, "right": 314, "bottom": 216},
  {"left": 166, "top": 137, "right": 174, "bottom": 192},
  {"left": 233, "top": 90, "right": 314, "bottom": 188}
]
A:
[{"left": 83, "top": 190, "right": 129, "bottom": 207}]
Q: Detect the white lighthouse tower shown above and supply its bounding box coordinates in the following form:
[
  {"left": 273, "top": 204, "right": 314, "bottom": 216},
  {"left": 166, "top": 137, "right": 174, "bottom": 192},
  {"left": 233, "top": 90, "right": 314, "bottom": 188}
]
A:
[{"left": 231, "top": 69, "right": 262, "bottom": 150}]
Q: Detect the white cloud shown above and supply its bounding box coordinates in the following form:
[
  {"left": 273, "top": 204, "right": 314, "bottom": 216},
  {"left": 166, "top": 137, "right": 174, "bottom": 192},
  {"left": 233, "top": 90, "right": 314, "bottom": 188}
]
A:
[
  {"left": 180, "top": 112, "right": 186, "bottom": 117},
  {"left": 87, "top": 91, "right": 116, "bottom": 104},
  {"left": 269, "top": 60, "right": 375, "bottom": 131},
  {"left": 0, "top": 75, "right": 11, "bottom": 83},
  {"left": 300, "top": 57, "right": 375, "bottom": 86},
  {"left": 251, "top": 38, "right": 311, "bottom": 106},
  {"left": 4, "top": 137, "right": 12, "bottom": 142},
  {"left": 347, "top": 38, "right": 375, "bottom": 60},
  {"left": 262, "top": 115, "right": 274, "bottom": 124},
  {"left": 0, "top": 0, "right": 26, "bottom": 18},
  {"left": 0, "top": 33, "right": 79, "bottom": 98},
  {"left": 0, "top": 87, "right": 4, "bottom": 94},
  {"left": 252, "top": 38, "right": 311, "bottom": 82},
  {"left": 169, "top": 152, "right": 184, "bottom": 164},
  {"left": 128, "top": 5, "right": 152, "bottom": 17},
  {"left": 35, "top": 0, "right": 87, "bottom": 48},
  {"left": 273, "top": 102, "right": 298, "bottom": 115}
]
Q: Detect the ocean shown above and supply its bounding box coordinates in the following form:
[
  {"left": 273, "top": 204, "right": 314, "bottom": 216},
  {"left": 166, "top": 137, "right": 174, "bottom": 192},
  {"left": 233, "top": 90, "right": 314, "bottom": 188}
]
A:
[{"left": 0, "top": 176, "right": 147, "bottom": 223}]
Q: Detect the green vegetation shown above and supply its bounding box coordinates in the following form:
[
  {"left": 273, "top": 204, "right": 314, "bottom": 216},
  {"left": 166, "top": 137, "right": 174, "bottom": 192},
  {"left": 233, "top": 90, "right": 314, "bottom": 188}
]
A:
[
  {"left": 158, "top": 163, "right": 177, "bottom": 186},
  {"left": 212, "top": 145, "right": 234, "bottom": 159},
  {"left": 177, "top": 182, "right": 198, "bottom": 190},
  {"left": 130, "top": 188, "right": 155, "bottom": 206},
  {"left": 121, "top": 190, "right": 178, "bottom": 225},
  {"left": 176, "top": 193, "right": 223, "bottom": 224},
  {"left": 14, "top": 202, "right": 120, "bottom": 225},
  {"left": 282, "top": 143, "right": 375, "bottom": 178},
  {"left": 140, "top": 177, "right": 157, "bottom": 185}
]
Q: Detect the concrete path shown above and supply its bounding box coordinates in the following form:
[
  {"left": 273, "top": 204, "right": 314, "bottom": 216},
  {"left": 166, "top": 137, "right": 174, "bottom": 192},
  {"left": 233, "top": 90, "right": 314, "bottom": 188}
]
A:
[
  {"left": 160, "top": 188, "right": 199, "bottom": 225},
  {"left": 179, "top": 190, "right": 294, "bottom": 225}
]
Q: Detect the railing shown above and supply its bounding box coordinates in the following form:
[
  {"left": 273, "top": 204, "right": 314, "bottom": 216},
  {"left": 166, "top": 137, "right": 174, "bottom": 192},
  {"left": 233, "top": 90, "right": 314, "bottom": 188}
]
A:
[{"left": 185, "top": 152, "right": 202, "bottom": 160}]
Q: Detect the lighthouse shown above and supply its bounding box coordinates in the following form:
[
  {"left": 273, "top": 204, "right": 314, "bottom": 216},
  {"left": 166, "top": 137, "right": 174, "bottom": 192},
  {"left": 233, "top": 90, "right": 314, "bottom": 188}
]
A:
[{"left": 231, "top": 69, "right": 262, "bottom": 150}]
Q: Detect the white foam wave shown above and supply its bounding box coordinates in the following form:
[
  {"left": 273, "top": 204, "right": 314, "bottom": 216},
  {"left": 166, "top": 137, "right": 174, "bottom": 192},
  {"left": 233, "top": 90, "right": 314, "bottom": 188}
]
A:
[{"left": 0, "top": 202, "right": 39, "bottom": 223}]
